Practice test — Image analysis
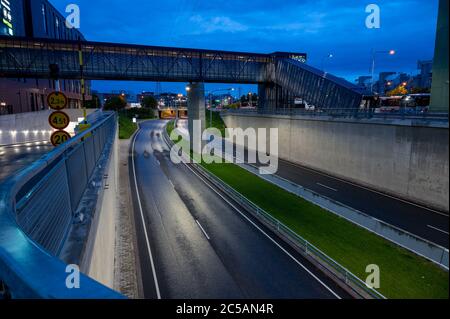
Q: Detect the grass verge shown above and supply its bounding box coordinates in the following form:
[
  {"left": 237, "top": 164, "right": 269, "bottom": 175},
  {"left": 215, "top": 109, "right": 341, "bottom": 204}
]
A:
[
  {"left": 166, "top": 120, "right": 449, "bottom": 299},
  {"left": 118, "top": 112, "right": 137, "bottom": 139},
  {"left": 206, "top": 110, "right": 227, "bottom": 137},
  {"left": 118, "top": 108, "right": 157, "bottom": 139}
]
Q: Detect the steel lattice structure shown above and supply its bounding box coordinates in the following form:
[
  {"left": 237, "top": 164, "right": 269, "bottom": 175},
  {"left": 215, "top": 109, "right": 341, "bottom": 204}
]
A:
[{"left": 0, "top": 36, "right": 364, "bottom": 109}]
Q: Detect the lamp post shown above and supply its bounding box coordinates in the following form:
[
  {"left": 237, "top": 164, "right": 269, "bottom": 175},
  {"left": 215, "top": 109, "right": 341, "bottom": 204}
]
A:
[
  {"left": 176, "top": 93, "right": 183, "bottom": 122},
  {"left": 321, "top": 53, "right": 334, "bottom": 72},
  {"left": 371, "top": 49, "right": 396, "bottom": 93},
  {"left": 207, "top": 88, "right": 235, "bottom": 128}
]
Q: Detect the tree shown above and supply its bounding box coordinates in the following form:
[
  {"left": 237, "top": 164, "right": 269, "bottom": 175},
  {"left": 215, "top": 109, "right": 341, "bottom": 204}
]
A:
[
  {"left": 387, "top": 85, "right": 408, "bottom": 97},
  {"left": 141, "top": 95, "right": 158, "bottom": 109},
  {"left": 104, "top": 96, "right": 127, "bottom": 111},
  {"left": 85, "top": 94, "right": 101, "bottom": 109}
]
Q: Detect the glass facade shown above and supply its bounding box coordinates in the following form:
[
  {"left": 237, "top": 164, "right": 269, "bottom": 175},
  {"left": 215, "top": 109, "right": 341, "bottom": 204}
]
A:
[{"left": 0, "top": 0, "right": 14, "bottom": 36}]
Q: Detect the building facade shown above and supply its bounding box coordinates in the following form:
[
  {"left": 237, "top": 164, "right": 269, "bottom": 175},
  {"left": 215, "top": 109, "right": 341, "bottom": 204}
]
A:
[
  {"left": 0, "top": 0, "right": 91, "bottom": 115},
  {"left": 430, "top": 0, "right": 449, "bottom": 112}
]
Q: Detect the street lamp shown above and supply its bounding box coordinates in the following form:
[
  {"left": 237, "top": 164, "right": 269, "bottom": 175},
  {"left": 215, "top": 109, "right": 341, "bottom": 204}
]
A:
[
  {"left": 321, "top": 53, "right": 334, "bottom": 72},
  {"left": 371, "top": 49, "right": 396, "bottom": 93}
]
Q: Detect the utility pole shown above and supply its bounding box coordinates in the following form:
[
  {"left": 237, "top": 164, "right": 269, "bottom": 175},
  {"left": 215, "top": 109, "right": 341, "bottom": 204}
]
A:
[{"left": 78, "top": 40, "right": 87, "bottom": 122}]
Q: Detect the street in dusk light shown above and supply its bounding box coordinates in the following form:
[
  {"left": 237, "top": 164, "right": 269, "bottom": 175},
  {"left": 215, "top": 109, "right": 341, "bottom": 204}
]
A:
[{"left": 0, "top": 0, "right": 448, "bottom": 314}]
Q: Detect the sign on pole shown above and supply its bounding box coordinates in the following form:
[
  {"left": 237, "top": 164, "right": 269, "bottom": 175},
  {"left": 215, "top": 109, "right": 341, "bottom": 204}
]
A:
[
  {"left": 47, "top": 91, "right": 71, "bottom": 146},
  {"left": 50, "top": 130, "right": 71, "bottom": 146},
  {"left": 48, "top": 111, "right": 70, "bottom": 130},
  {"left": 47, "top": 91, "right": 68, "bottom": 110}
]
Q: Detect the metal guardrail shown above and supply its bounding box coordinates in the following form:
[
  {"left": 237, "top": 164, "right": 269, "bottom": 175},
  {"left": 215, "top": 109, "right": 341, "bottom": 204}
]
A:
[
  {"left": 162, "top": 125, "right": 386, "bottom": 299},
  {"left": 224, "top": 108, "right": 449, "bottom": 122},
  {"left": 0, "top": 111, "right": 123, "bottom": 299}
]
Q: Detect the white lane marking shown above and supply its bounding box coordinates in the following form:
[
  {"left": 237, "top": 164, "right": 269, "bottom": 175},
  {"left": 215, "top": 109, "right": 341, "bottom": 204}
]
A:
[
  {"left": 316, "top": 183, "right": 338, "bottom": 192},
  {"left": 282, "top": 160, "right": 449, "bottom": 217},
  {"left": 131, "top": 128, "right": 162, "bottom": 300},
  {"left": 179, "top": 162, "right": 341, "bottom": 299},
  {"left": 196, "top": 220, "right": 211, "bottom": 240},
  {"left": 427, "top": 225, "right": 450, "bottom": 235}
]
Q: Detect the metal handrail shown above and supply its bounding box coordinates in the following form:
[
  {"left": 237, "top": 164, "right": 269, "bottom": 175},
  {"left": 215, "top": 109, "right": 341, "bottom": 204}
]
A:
[
  {"left": 163, "top": 126, "right": 386, "bottom": 299},
  {"left": 224, "top": 108, "right": 449, "bottom": 121},
  {"left": 0, "top": 111, "right": 123, "bottom": 299}
]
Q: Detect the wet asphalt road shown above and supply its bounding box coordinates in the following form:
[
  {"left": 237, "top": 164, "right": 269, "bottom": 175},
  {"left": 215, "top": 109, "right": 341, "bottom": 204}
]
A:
[
  {"left": 130, "top": 120, "right": 348, "bottom": 299},
  {"left": 0, "top": 142, "right": 53, "bottom": 183},
  {"left": 176, "top": 119, "right": 449, "bottom": 248}
]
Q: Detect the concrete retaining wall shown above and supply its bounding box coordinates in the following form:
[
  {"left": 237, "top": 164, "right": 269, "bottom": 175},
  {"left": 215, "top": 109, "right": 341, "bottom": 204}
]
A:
[
  {"left": 222, "top": 113, "right": 449, "bottom": 212},
  {"left": 0, "top": 109, "right": 97, "bottom": 145},
  {"left": 81, "top": 126, "right": 119, "bottom": 289}
]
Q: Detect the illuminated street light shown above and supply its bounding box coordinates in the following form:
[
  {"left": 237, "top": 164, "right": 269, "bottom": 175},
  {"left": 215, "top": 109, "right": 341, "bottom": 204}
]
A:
[
  {"left": 371, "top": 49, "right": 396, "bottom": 93},
  {"left": 321, "top": 53, "right": 334, "bottom": 72}
]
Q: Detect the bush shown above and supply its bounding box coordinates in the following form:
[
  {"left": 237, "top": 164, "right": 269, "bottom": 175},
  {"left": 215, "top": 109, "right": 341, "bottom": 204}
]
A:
[
  {"left": 141, "top": 96, "right": 158, "bottom": 109},
  {"left": 104, "top": 96, "right": 127, "bottom": 111}
]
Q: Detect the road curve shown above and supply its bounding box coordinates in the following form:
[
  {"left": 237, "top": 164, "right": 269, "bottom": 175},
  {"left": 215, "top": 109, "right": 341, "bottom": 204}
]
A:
[
  {"left": 129, "top": 120, "right": 349, "bottom": 299},
  {"left": 0, "top": 142, "right": 53, "bottom": 183}
]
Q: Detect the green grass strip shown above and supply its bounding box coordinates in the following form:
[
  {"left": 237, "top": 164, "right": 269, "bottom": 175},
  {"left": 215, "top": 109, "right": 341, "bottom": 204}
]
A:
[{"left": 118, "top": 113, "right": 137, "bottom": 139}]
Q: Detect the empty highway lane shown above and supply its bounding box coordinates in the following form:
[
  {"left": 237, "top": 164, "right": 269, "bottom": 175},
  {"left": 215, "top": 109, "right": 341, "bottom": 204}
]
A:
[
  {"left": 129, "top": 120, "right": 347, "bottom": 299},
  {"left": 0, "top": 142, "right": 53, "bottom": 183}
]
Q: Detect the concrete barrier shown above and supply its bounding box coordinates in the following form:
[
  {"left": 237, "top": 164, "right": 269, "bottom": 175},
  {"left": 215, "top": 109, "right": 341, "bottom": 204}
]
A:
[
  {"left": 80, "top": 125, "right": 119, "bottom": 289},
  {"left": 222, "top": 113, "right": 449, "bottom": 212}
]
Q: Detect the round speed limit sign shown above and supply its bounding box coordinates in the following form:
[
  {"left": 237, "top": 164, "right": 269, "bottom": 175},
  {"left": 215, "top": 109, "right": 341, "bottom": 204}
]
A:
[
  {"left": 48, "top": 111, "right": 70, "bottom": 130},
  {"left": 50, "top": 130, "right": 71, "bottom": 146},
  {"left": 47, "top": 91, "right": 68, "bottom": 110}
]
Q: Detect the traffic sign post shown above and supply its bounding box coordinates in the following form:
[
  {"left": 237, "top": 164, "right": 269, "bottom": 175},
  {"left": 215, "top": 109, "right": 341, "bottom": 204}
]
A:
[
  {"left": 48, "top": 111, "right": 70, "bottom": 130},
  {"left": 50, "top": 130, "right": 71, "bottom": 147},
  {"left": 47, "top": 91, "right": 68, "bottom": 110},
  {"left": 47, "top": 91, "right": 71, "bottom": 146}
]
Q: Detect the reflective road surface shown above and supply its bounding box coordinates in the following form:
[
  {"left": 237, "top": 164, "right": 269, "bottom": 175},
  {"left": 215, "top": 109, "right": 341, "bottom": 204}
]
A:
[{"left": 130, "top": 120, "right": 348, "bottom": 299}]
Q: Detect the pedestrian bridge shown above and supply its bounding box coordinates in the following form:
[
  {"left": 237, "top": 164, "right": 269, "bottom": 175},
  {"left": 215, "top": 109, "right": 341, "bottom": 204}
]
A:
[{"left": 0, "top": 36, "right": 364, "bottom": 110}]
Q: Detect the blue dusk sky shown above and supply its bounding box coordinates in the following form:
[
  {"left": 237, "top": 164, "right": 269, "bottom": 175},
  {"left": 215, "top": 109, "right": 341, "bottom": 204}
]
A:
[{"left": 51, "top": 0, "right": 439, "bottom": 95}]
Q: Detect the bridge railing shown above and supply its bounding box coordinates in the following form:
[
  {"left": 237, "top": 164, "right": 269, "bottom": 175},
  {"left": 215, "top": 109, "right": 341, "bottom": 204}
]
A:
[
  {"left": 0, "top": 111, "right": 123, "bottom": 299},
  {"left": 224, "top": 108, "right": 450, "bottom": 122}
]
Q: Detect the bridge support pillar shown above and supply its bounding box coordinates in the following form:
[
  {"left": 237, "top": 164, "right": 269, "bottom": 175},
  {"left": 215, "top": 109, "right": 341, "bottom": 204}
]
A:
[{"left": 187, "top": 82, "right": 206, "bottom": 156}]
